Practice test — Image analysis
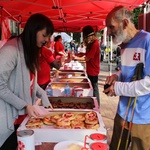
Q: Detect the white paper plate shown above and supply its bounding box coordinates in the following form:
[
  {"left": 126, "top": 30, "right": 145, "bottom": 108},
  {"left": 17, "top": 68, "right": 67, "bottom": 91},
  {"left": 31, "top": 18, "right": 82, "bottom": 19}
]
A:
[{"left": 54, "top": 140, "right": 89, "bottom": 150}]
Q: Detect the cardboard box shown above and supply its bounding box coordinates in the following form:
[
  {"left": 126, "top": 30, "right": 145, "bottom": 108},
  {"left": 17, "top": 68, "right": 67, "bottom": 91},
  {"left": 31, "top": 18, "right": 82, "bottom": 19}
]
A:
[
  {"left": 48, "top": 97, "right": 99, "bottom": 112},
  {"left": 50, "top": 82, "right": 93, "bottom": 97},
  {"left": 18, "top": 110, "right": 106, "bottom": 143}
]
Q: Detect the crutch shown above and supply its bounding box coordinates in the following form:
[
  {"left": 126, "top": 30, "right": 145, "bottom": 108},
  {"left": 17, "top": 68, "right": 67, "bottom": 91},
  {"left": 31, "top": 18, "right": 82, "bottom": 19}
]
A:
[
  {"left": 125, "top": 63, "right": 144, "bottom": 150},
  {"left": 117, "top": 97, "right": 132, "bottom": 150},
  {"left": 117, "top": 63, "right": 144, "bottom": 150},
  {"left": 125, "top": 96, "right": 137, "bottom": 150}
]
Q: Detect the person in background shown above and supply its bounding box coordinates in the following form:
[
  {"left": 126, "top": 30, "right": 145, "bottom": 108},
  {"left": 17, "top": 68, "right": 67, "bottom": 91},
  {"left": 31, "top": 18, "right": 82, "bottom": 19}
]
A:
[
  {"left": 53, "top": 35, "right": 67, "bottom": 64},
  {"left": 74, "top": 41, "right": 79, "bottom": 54},
  {"left": 104, "top": 6, "right": 150, "bottom": 150},
  {"left": 105, "top": 46, "right": 111, "bottom": 61},
  {"left": 0, "top": 13, "right": 53, "bottom": 149},
  {"left": 64, "top": 41, "right": 68, "bottom": 53},
  {"left": 37, "top": 38, "right": 61, "bottom": 90},
  {"left": 77, "top": 42, "right": 86, "bottom": 53},
  {"left": 70, "top": 40, "right": 76, "bottom": 53},
  {"left": 48, "top": 37, "right": 55, "bottom": 54},
  {"left": 75, "top": 25, "right": 100, "bottom": 106}
]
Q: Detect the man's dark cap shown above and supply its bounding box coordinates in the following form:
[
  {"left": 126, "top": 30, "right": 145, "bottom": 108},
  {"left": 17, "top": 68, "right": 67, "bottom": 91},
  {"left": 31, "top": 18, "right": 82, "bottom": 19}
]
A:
[{"left": 82, "top": 25, "right": 94, "bottom": 37}]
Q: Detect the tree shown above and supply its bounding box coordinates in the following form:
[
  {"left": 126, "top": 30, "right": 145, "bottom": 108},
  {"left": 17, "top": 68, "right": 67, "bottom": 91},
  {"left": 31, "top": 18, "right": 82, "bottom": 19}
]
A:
[{"left": 133, "top": 7, "right": 143, "bottom": 29}]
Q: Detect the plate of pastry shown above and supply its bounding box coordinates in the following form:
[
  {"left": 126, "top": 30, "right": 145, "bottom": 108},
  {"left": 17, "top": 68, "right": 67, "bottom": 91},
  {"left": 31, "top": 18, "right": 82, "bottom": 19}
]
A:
[{"left": 54, "top": 140, "right": 89, "bottom": 150}]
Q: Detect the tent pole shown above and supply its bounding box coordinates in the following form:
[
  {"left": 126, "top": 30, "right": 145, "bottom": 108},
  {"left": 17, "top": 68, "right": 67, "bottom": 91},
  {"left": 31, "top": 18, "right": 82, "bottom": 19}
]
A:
[
  {"left": 143, "top": 2, "right": 147, "bottom": 31},
  {"left": 109, "top": 36, "right": 113, "bottom": 76},
  {"left": 1, "top": 7, "right": 19, "bottom": 23},
  {"left": 80, "top": 32, "right": 83, "bottom": 43},
  {"left": 18, "top": 15, "right": 22, "bottom": 35}
]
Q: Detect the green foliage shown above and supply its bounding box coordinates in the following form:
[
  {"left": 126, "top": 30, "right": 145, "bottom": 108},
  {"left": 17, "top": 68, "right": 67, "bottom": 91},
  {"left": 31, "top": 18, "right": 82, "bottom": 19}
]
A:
[{"left": 133, "top": 7, "right": 143, "bottom": 29}]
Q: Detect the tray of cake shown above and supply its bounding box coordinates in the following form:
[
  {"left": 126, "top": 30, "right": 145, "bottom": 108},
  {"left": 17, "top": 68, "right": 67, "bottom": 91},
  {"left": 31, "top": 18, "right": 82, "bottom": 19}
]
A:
[
  {"left": 48, "top": 97, "right": 99, "bottom": 112},
  {"left": 17, "top": 110, "right": 106, "bottom": 143},
  {"left": 50, "top": 82, "right": 93, "bottom": 97}
]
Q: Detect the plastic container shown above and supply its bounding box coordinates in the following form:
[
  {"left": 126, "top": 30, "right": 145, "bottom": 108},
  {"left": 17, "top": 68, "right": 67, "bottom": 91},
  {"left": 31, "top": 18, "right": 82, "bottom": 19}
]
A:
[
  {"left": 90, "top": 142, "right": 109, "bottom": 150},
  {"left": 74, "top": 87, "right": 83, "bottom": 97},
  {"left": 90, "top": 133, "right": 107, "bottom": 142},
  {"left": 64, "top": 63, "right": 72, "bottom": 70},
  {"left": 46, "top": 84, "right": 53, "bottom": 96},
  {"left": 64, "top": 82, "right": 71, "bottom": 97}
]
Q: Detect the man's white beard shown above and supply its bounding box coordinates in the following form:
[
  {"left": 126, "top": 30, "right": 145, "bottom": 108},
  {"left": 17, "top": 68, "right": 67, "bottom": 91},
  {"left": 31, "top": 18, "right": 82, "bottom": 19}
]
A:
[{"left": 113, "top": 26, "right": 127, "bottom": 45}]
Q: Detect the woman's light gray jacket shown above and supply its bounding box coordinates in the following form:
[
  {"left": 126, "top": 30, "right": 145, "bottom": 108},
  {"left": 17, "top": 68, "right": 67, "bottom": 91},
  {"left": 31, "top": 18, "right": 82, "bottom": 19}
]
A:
[{"left": 0, "top": 38, "right": 50, "bottom": 146}]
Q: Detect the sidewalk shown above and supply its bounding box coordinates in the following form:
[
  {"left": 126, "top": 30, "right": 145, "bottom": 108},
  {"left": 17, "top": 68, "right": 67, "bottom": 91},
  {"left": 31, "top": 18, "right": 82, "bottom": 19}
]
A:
[{"left": 98, "top": 62, "right": 119, "bottom": 144}]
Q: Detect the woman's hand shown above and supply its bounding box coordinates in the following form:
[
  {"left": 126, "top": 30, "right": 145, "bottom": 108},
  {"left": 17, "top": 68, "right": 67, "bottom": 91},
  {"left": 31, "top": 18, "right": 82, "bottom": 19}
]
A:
[
  {"left": 26, "top": 104, "right": 39, "bottom": 118},
  {"left": 49, "top": 103, "right": 54, "bottom": 110}
]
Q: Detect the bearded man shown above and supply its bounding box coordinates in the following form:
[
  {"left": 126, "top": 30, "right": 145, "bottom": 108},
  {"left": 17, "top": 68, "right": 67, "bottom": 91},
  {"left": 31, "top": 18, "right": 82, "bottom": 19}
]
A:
[{"left": 104, "top": 6, "right": 150, "bottom": 150}]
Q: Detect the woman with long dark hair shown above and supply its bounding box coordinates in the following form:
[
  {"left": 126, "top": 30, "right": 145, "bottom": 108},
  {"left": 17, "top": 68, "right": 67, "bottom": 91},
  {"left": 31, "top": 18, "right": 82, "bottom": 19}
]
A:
[{"left": 0, "top": 13, "right": 54, "bottom": 149}]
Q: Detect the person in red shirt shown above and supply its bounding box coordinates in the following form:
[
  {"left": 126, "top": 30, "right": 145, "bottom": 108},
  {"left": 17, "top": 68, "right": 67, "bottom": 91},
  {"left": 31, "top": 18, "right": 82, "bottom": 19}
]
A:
[
  {"left": 75, "top": 25, "right": 100, "bottom": 106},
  {"left": 38, "top": 39, "right": 61, "bottom": 90},
  {"left": 53, "top": 35, "right": 67, "bottom": 63}
]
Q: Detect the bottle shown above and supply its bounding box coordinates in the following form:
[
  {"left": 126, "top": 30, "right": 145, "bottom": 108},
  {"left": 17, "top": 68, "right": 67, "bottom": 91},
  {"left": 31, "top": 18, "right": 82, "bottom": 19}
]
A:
[
  {"left": 64, "top": 82, "right": 71, "bottom": 97},
  {"left": 46, "top": 83, "right": 53, "bottom": 97}
]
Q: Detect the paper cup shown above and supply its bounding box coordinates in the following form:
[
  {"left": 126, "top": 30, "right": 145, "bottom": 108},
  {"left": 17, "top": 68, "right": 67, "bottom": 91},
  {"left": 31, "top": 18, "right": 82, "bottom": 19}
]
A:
[{"left": 17, "top": 130, "right": 35, "bottom": 150}]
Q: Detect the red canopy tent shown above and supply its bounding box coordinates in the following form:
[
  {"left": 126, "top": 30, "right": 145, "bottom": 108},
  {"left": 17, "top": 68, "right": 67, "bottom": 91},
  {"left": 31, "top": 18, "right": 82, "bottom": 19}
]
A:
[{"left": 0, "top": 0, "right": 148, "bottom": 32}]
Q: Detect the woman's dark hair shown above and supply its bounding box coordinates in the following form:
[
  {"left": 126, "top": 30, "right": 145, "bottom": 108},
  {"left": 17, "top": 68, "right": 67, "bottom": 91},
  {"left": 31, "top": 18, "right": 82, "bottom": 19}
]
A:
[
  {"left": 54, "top": 35, "right": 62, "bottom": 42},
  {"left": 20, "top": 13, "right": 54, "bottom": 74}
]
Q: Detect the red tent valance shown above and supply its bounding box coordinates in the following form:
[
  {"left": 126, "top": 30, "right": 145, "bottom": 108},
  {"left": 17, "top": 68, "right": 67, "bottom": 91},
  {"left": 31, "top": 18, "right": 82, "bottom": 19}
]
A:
[{"left": 0, "top": 0, "right": 148, "bottom": 32}]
